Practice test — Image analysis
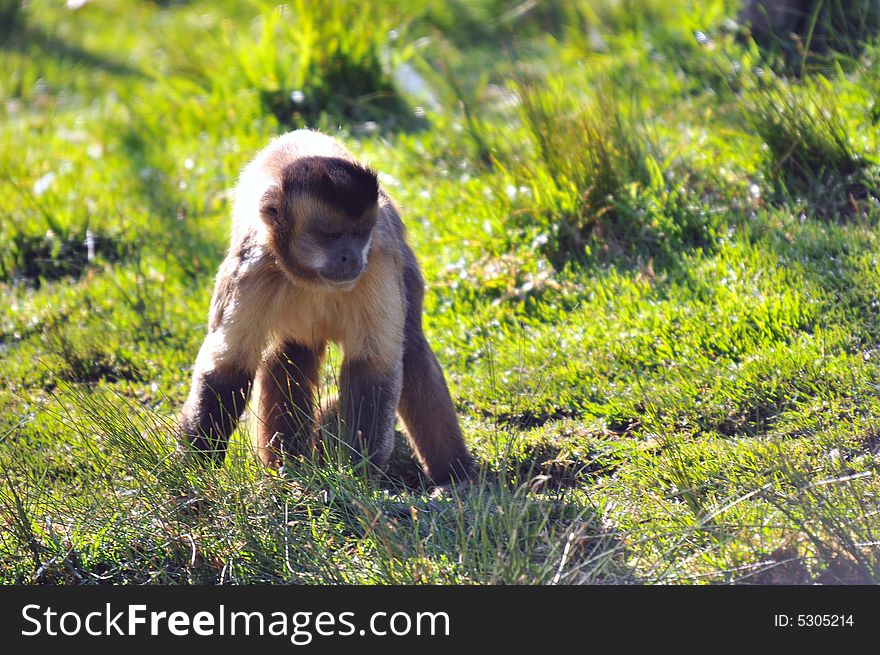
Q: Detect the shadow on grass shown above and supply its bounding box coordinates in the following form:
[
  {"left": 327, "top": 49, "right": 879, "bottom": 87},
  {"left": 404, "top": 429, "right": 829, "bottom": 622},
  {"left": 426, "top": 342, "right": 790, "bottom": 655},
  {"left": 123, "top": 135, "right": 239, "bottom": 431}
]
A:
[
  {"left": 0, "top": 21, "right": 147, "bottom": 81},
  {"left": 117, "top": 125, "right": 223, "bottom": 280}
]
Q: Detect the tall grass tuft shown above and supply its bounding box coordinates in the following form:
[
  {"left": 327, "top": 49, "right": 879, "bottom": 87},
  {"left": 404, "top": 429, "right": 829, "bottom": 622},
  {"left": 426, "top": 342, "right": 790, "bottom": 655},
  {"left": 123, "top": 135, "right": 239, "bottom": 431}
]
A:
[
  {"left": 741, "top": 71, "right": 878, "bottom": 217},
  {"left": 503, "top": 73, "right": 718, "bottom": 266},
  {"left": 151, "top": 1, "right": 414, "bottom": 131}
]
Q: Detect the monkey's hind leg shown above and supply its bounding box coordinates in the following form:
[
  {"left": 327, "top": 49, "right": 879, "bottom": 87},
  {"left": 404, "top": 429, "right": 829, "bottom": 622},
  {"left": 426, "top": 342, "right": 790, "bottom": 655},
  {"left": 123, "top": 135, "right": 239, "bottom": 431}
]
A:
[
  {"left": 255, "top": 341, "right": 325, "bottom": 468},
  {"left": 398, "top": 330, "right": 474, "bottom": 486},
  {"left": 398, "top": 253, "right": 474, "bottom": 486}
]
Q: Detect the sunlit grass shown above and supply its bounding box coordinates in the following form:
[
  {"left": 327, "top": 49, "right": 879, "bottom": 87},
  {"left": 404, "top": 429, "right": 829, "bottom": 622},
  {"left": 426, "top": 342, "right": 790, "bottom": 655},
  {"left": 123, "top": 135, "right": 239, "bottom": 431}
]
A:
[{"left": 2, "top": 0, "right": 880, "bottom": 585}]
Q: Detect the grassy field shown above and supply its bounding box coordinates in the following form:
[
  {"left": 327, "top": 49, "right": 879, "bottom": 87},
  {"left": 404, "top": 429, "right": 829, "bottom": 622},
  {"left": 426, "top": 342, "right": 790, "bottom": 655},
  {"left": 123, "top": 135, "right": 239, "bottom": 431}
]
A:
[{"left": 2, "top": 0, "right": 880, "bottom": 584}]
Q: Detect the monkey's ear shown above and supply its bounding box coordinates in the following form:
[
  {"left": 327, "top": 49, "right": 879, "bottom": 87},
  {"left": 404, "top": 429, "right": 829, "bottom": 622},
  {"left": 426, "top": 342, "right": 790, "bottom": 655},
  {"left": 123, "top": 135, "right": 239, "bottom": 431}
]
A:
[{"left": 259, "top": 186, "right": 283, "bottom": 224}]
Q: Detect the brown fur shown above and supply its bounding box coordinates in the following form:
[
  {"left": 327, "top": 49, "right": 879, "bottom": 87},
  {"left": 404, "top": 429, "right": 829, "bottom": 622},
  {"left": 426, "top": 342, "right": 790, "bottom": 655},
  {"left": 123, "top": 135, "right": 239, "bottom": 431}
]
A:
[
  {"left": 177, "top": 129, "right": 473, "bottom": 485},
  {"left": 398, "top": 248, "right": 473, "bottom": 482},
  {"left": 255, "top": 340, "right": 324, "bottom": 467},
  {"left": 739, "top": 0, "right": 810, "bottom": 45},
  {"left": 179, "top": 366, "right": 250, "bottom": 464}
]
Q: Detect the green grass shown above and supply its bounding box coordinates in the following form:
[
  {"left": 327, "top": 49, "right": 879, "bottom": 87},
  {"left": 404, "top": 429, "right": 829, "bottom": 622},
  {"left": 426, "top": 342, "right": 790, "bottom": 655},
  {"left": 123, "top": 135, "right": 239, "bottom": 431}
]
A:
[{"left": 3, "top": 0, "right": 880, "bottom": 584}]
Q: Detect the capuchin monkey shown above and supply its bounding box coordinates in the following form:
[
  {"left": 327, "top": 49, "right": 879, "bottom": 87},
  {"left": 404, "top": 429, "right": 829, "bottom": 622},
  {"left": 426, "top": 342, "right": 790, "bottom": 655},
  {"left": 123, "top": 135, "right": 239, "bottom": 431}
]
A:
[{"left": 177, "top": 129, "right": 473, "bottom": 486}]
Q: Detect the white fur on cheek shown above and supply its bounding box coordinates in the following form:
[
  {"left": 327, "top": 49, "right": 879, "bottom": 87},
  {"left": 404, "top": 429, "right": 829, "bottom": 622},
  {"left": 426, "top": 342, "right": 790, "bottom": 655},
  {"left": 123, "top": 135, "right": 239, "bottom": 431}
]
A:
[
  {"left": 361, "top": 235, "right": 372, "bottom": 264},
  {"left": 299, "top": 242, "right": 327, "bottom": 270}
]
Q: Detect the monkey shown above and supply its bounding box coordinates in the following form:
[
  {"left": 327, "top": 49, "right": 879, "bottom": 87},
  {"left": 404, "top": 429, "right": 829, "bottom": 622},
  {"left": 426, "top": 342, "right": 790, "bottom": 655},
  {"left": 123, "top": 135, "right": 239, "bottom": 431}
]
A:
[
  {"left": 738, "top": 0, "right": 807, "bottom": 45},
  {"left": 177, "top": 129, "right": 473, "bottom": 487},
  {"left": 737, "top": 1, "right": 880, "bottom": 59}
]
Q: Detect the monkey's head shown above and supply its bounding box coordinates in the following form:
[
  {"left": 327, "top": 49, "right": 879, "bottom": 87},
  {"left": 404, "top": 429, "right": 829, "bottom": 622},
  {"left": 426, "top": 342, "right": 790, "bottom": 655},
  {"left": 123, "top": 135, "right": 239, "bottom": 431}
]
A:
[{"left": 260, "top": 156, "right": 380, "bottom": 289}]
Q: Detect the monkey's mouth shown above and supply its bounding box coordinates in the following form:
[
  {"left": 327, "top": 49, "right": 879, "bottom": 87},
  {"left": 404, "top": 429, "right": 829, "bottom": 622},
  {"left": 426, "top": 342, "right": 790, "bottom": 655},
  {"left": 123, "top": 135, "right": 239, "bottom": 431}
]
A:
[{"left": 319, "top": 270, "right": 363, "bottom": 288}]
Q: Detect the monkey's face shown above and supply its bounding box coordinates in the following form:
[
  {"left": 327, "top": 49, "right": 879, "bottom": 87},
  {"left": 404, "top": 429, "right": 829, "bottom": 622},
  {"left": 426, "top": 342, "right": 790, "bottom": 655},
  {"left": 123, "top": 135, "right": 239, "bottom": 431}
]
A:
[
  {"left": 259, "top": 155, "right": 381, "bottom": 289},
  {"left": 297, "top": 211, "right": 376, "bottom": 287}
]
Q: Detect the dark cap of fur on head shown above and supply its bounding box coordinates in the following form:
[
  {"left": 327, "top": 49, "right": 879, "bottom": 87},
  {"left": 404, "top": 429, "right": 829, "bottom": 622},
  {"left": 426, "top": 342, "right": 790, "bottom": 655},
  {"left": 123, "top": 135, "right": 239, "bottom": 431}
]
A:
[{"left": 281, "top": 156, "right": 379, "bottom": 217}]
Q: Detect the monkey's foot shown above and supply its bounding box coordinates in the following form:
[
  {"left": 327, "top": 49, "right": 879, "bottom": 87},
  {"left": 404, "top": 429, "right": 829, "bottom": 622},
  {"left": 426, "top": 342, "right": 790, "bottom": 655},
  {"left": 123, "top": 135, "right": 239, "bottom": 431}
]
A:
[{"left": 428, "top": 479, "right": 472, "bottom": 500}]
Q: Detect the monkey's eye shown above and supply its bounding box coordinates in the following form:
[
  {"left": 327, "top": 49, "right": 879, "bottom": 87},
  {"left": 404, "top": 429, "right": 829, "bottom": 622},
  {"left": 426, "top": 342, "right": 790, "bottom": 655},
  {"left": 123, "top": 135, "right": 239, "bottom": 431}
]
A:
[
  {"left": 262, "top": 204, "right": 279, "bottom": 218},
  {"left": 352, "top": 228, "right": 371, "bottom": 238},
  {"left": 320, "top": 231, "right": 343, "bottom": 240}
]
